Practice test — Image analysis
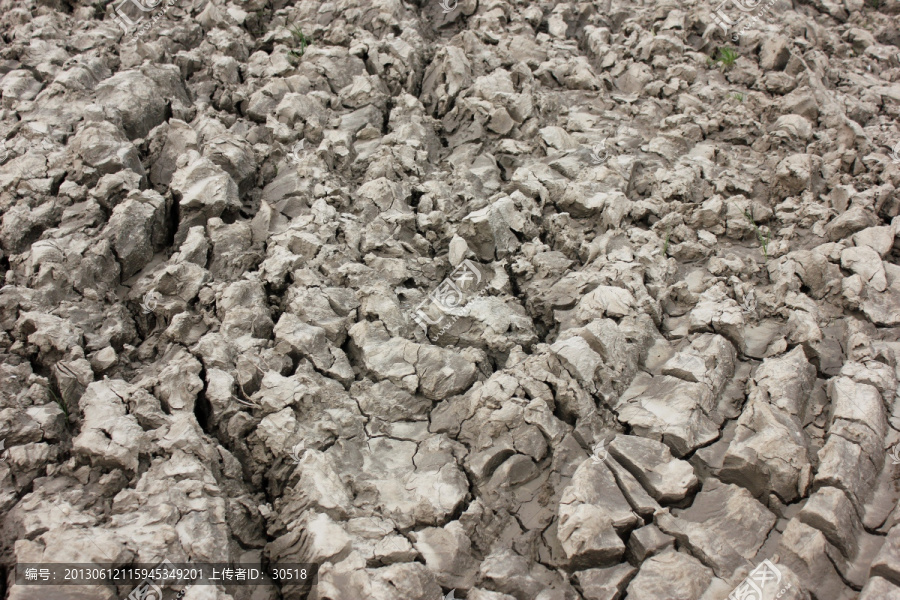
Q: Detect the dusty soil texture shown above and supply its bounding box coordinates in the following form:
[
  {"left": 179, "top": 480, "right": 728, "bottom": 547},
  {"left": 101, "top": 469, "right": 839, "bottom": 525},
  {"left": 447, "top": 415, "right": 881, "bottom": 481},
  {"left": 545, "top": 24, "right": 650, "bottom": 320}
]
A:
[{"left": 1, "top": 0, "right": 900, "bottom": 599}]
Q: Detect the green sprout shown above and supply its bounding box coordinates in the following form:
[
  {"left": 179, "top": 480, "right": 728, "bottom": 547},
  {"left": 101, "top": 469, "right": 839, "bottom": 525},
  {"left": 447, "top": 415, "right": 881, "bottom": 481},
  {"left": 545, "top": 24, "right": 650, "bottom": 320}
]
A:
[
  {"left": 708, "top": 47, "right": 739, "bottom": 70},
  {"left": 743, "top": 209, "right": 770, "bottom": 262},
  {"left": 44, "top": 384, "right": 72, "bottom": 430},
  {"left": 662, "top": 228, "right": 671, "bottom": 256},
  {"left": 731, "top": 92, "right": 745, "bottom": 102},
  {"left": 288, "top": 25, "right": 311, "bottom": 59}
]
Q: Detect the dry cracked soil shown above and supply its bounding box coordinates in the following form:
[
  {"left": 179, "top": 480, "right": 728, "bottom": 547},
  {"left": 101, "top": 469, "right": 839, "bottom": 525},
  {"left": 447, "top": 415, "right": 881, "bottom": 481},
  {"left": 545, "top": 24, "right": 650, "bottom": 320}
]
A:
[{"left": 1, "top": 0, "right": 900, "bottom": 599}]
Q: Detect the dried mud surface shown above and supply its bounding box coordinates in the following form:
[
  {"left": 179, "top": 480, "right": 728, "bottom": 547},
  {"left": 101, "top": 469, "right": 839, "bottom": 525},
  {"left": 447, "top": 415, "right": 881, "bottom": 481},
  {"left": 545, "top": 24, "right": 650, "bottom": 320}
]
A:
[{"left": 1, "top": 0, "right": 900, "bottom": 599}]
